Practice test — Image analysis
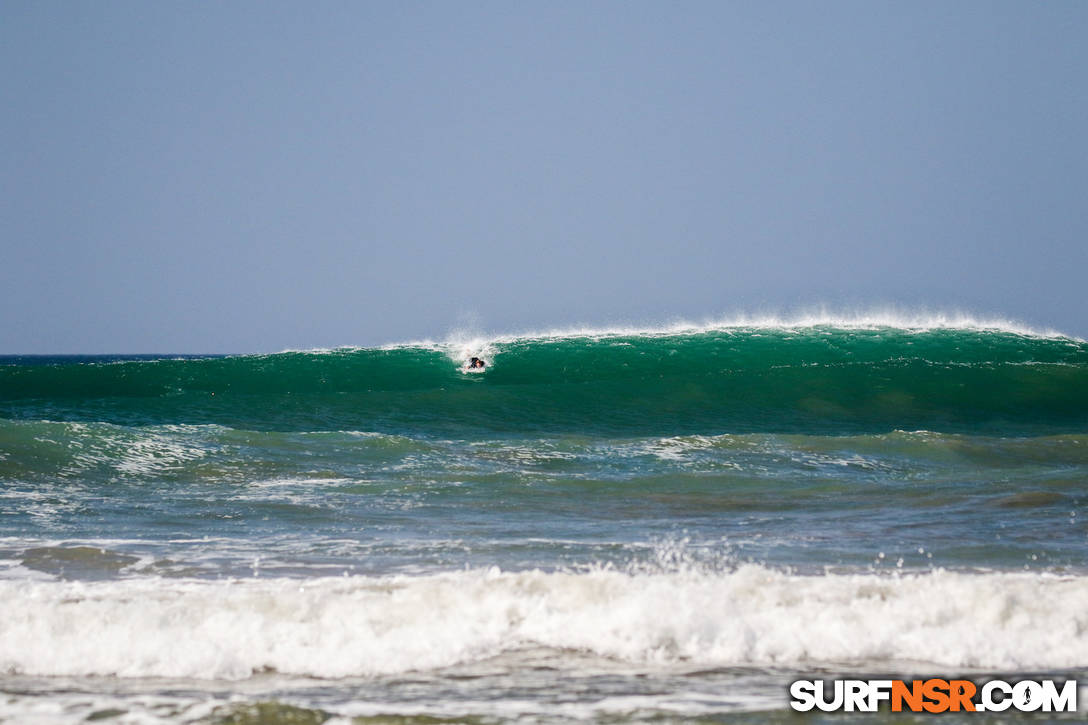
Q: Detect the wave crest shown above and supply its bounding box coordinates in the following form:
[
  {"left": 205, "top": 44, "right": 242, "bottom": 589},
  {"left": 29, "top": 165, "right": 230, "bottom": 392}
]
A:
[{"left": 3, "top": 325, "right": 1086, "bottom": 435}]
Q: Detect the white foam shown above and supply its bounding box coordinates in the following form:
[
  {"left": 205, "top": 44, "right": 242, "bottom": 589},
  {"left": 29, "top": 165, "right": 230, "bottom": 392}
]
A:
[
  {"left": 265, "top": 307, "right": 1082, "bottom": 358},
  {"left": 371, "top": 306, "right": 1080, "bottom": 356},
  {"left": 486, "top": 307, "right": 1073, "bottom": 341},
  {"left": 2, "top": 566, "right": 1087, "bottom": 679},
  {"left": 441, "top": 329, "right": 501, "bottom": 368}
]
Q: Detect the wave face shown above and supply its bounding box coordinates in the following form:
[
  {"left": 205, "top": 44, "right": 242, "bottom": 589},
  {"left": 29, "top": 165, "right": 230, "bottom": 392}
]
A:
[{"left": 3, "top": 325, "right": 1087, "bottom": 435}]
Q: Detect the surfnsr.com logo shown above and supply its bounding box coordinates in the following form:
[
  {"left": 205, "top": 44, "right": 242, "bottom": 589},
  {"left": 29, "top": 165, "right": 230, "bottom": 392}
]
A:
[{"left": 789, "top": 679, "right": 1077, "bottom": 713}]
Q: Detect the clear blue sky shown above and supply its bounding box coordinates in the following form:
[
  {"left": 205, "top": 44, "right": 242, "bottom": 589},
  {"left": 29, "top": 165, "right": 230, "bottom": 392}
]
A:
[{"left": 3, "top": 1, "right": 1086, "bottom": 352}]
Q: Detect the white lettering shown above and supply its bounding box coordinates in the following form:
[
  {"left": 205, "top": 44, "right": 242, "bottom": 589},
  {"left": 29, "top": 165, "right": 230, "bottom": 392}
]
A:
[
  {"left": 1040, "top": 680, "right": 1076, "bottom": 712},
  {"left": 789, "top": 680, "right": 817, "bottom": 712},
  {"left": 816, "top": 680, "right": 844, "bottom": 712},
  {"left": 981, "top": 680, "right": 1012, "bottom": 712},
  {"left": 867, "top": 679, "right": 893, "bottom": 711},
  {"left": 1013, "top": 680, "right": 1043, "bottom": 712},
  {"left": 844, "top": 680, "right": 869, "bottom": 712}
]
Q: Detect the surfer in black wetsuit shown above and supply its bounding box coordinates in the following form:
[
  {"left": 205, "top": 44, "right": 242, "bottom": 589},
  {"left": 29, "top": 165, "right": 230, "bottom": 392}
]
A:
[{"left": 469, "top": 357, "right": 486, "bottom": 369}]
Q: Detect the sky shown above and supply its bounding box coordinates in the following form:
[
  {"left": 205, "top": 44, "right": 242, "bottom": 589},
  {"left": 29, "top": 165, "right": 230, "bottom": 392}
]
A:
[{"left": 2, "top": 1, "right": 1086, "bottom": 353}]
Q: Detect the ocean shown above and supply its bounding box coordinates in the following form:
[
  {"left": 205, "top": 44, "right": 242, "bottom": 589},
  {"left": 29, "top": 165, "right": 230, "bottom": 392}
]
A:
[{"left": 2, "top": 318, "right": 1087, "bottom": 723}]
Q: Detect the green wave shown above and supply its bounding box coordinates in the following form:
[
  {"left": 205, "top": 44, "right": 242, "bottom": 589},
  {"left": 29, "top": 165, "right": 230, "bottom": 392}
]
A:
[{"left": 2, "top": 326, "right": 1087, "bottom": 435}]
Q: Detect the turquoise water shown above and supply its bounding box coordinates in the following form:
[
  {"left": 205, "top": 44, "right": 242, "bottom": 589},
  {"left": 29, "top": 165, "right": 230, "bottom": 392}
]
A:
[{"left": 2, "top": 323, "right": 1087, "bottom": 722}]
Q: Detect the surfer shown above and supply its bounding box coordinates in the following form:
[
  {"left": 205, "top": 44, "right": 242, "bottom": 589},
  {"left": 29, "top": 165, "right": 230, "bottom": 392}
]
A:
[{"left": 468, "top": 357, "right": 486, "bottom": 369}]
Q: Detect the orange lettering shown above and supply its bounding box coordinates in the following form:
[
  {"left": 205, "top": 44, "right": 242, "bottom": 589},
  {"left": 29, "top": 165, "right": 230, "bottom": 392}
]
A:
[
  {"left": 892, "top": 680, "right": 923, "bottom": 712},
  {"left": 948, "top": 680, "right": 976, "bottom": 712},
  {"left": 922, "top": 678, "right": 950, "bottom": 713}
]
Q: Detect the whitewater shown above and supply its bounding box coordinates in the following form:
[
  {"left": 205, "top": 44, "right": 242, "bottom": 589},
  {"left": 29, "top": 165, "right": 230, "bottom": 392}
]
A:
[{"left": 2, "top": 316, "right": 1087, "bottom": 723}]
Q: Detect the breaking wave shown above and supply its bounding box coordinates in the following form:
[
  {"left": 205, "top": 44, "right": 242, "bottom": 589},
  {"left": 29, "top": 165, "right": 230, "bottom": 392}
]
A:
[
  {"left": 2, "top": 322, "right": 1086, "bottom": 435},
  {"left": 2, "top": 566, "right": 1086, "bottom": 679}
]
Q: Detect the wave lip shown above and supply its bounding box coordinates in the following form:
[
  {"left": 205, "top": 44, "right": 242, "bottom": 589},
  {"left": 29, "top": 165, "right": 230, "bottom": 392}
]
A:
[
  {"left": 455, "top": 309, "right": 1075, "bottom": 346},
  {"left": 2, "top": 566, "right": 1087, "bottom": 679}
]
